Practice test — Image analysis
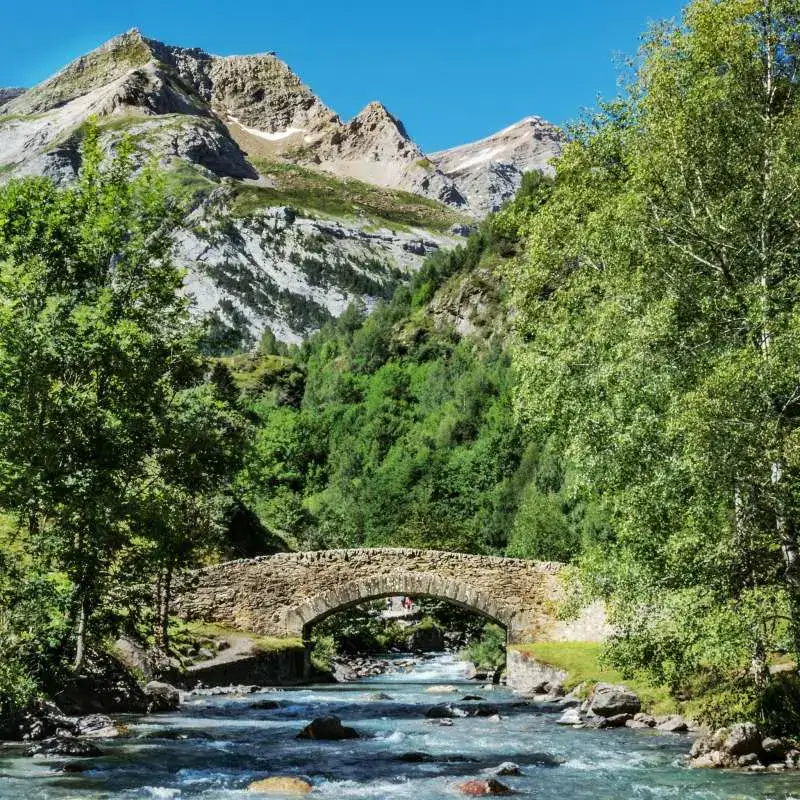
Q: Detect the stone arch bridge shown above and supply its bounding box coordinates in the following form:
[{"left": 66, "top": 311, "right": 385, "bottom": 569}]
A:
[{"left": 175, "top": 549, "right": 566, "bottom": 645}]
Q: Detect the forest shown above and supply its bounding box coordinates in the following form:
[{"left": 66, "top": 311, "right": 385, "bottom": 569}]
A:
[{"left": 1, "top": 0, "right": 800, "bottom": 737}]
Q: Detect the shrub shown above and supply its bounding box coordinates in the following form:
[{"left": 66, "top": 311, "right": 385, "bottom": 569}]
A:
[{"left": 463, "top": 623, "right": 507, "bottom": 670}]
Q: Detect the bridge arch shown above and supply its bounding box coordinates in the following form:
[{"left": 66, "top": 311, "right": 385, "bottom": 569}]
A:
[
  {"left": 283, "top": 572, "right": 512, "bottom": 639},
  {"left": 174, "top": 548, "right": 564, "bottom": 645}
]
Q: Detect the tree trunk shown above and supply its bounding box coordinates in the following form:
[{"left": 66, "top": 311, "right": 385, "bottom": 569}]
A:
[
  {"left": 771, "top": 462, "right": 800, "bottom": 664},
  {"left": 156, "top": 564, "right": 173, "bottom": 652},
  {"left": 73, "top": 594, "right": 88, "bottom": 672},
  {"left": 750, "top": 636, "right": 771, "bottom": 690}
]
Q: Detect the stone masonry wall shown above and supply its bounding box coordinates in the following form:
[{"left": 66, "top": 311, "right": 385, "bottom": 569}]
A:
[{"left": 174, "top": 548, "right": 563, "bottom": 644}]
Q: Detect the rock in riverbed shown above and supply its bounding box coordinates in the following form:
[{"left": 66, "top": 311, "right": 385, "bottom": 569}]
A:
[
  {"left": 27, "top": 738, "right": 103, "bottom": 758},
  {"left": 588, "top": 684, "right": 641, "bottom": 717},
  {"left": 74, "top": 714, "right": 122, "bottom": 738},
  {"left": 297, "top": 715, "right": 359, "bottom": 740},
  {"left": 426, "top": 704, "right": 468, "bottom": 719},
  {"left": 250, "top": 700, "right": 282, "bottom": 710},
  {"left": 455, "top": 778, "right": 513, "bottom": 795},
  {"left": 247, "top": 776, "right": 312, "bottom": 794},
  {"left": 688, "top": 723, "right": 797, "bottom": 770},
  {"left": 143, "top": 681, "right": 180, "bottom": 713},
  {"left": 557, "top": 708, "right": 583, "bottom": 726},
  {"left": 485, "top": 762, "right": 521, "bottom": 776},
  {"left": 626, "top": 713, "right": 656, "bottom": 730},
  {"left": 656, "top": 715, "right": 688, "bottom": 733}
]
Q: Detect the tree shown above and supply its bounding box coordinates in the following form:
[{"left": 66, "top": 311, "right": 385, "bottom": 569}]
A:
[
  {"left": 0, "top": 126, "right": 197, "bottom": 669},
  {"left": 133, "top": 385, "right": 247, "bottom": 650},
  {"left": 510, "top": 0, "right": 800, "bottom": 712}
]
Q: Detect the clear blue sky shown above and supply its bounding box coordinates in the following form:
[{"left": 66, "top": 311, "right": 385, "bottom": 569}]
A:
[{"left": 2, "top": 1, "right": 682, "bottom": 152}]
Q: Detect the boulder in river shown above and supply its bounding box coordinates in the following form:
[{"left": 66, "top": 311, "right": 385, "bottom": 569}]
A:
[
  {"left": 486, "top": 762, "right": 521, "bottom": 776},
  {"left": 690, "top": 723, "right": 764, "bottom": 769},
  {"left": 426, "top": 685, "right": 459, "bottom": 694},
  {"left": 27, "top": 738, "right": 103, "bottom": 758},
  {"left": 556, "top": 708, "right": 583, "bottom": 726},
  {"left": 455, "top": 778, "right": 513, "bottom": 795},
  {"left": 723, "top": 723, "right": 762, "bottom": 756},
  {"left": 331, "top": 661, "right": 358, "bottom": 683},
  {"left": 143, "top": 681, "right": 180, "bottom": 713},
  {"left": 530, "top": 752, "right": 566, "bottom": 767},
  {"left": 247, "top": 776, "right": 313, "bottom": 794},
  {"left": 398, "top": 751, "right": 435, "bottom": 762},
  {"left": 588, "top": 684, "right": 641, "bottom": 717},
  {"left": 469, "top": 705, "right": 501, "bottom": 718},
  {"left": 425, "top": 704, "right": 467, "bottom": 719},
  {"left": 296, "top": 715, "right": 359, "bottom": 740},
  {"left": 762, "top": 737, "right": 790, "bottom": 759},
  {"left": 368, "top": 693, "right": 393, "bottom": 701},
  {"left": 598, "top": 713, "right": 632, "bottom": 729},
  {"left": 626, "top": 713, "right": 656, "bottom": 730},
  {"left": 250, "top": 700, "right": 282, "bottom": 710},
  {"left": 74, "top": 714, "right": 122, "bottom": 738},
  {"left": 0, "top": 700, "right": 74, "bottom": 741},
  {"left": 656, "top": 715, "right": 688, "bottom": 733},
  {"left": 61, "top": 761, "right": 90, "bottom": 774},
  {"left": 142, "top": 729, "right": 214, "bottom": 741}
]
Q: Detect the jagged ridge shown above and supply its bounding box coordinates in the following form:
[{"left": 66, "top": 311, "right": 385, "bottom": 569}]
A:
[{"left": 0, "top": 30, "right": 561, "bottom": 344}]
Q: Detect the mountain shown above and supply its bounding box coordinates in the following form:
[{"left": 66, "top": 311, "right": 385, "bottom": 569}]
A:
[
  {"left": 0, "top": 30, "right": 563, "bottom": 344},
  {"left": 0, "top": 88, "right": 25, "bottom": 105},
  {"left": 431, "top": 117, "right": 563, "bottom": 217}
]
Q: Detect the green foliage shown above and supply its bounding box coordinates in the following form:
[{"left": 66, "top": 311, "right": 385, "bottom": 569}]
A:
[
  {"left": 508, "top": 0, "right": 800, "bottom": 730},
  {"left": 0, "top": 126, "right": 249, "bottom": 709},
  {"left": 237, "top": 283, "right": 528, "bottom": 552},
  {"left": 310, "top": 633, "right": 336, "bottom": 673},
  {"left": 463, "top": 623, "right": 507, "bottom": 671},
  {"left": 506, "top": 485, "right": 577, "bottom": 562},
  {"left": 310, "top": 601, "right": 408, "bottom": 656}
]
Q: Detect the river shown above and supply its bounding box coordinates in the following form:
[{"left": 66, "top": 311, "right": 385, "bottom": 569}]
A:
[{"left": 2, "top": 653, "right": 800, "bottom": 799}]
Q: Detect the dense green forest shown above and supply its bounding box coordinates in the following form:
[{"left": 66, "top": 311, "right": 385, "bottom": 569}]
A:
[
  {"left": 225, "top": 178, "right": 601, "bottom": 562},
  {"left": 1, "top": 0, "right": 800, "bottom": 736}
]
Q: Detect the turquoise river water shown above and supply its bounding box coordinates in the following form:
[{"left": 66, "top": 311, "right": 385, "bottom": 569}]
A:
[{"left": 2, "top": 653, "right": 800, "bottom": 799}]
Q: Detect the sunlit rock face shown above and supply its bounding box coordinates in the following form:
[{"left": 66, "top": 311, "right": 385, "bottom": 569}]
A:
[{"left": 430, "top": 117, "right": 565, "bottom": 216}]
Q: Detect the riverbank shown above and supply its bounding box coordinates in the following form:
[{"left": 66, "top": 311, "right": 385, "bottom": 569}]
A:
[{"left": 509, "top": 642, "right": 680, "bottom": 715}]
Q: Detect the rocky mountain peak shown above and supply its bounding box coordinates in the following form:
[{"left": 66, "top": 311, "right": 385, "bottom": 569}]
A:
[
  {"left": 351, "top": 101, "right": 410, "bottom": 138},
  {"left": 430, "top": 116, "right": 564, "bottom": 216},
  {"left": 4, "top": 29, "right": 155, "bottom": 116},
  {"left": 208, "top": 52, "right": 337, "bottom": 136}
]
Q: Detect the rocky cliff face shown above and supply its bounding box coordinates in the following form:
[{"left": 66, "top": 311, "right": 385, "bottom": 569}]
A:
[
  {"left": 0, "top": 29, "right": 562, "bottom": 343},
  {"left": 431, "top": 117, "right": 564, "bottom": 216}
]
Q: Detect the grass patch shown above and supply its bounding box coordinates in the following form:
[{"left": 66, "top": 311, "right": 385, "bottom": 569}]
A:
[
  {"left": 236, "top": 157, "right": 468, "bottom": 233},
  {"left": 163, "top": 162, "right": 215, "bottom": 204},
  {"left": 221, "top": 353, "right": 303, "bottom": 397},
  {"left": 513, "top": 641, "right": 681, "bottom": 716},
  {"left": 181, "top": 620, "right": 303, "bottom": 653},
  {"left": 0, "top": 113, "right": 46, "bottom": 124}
]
